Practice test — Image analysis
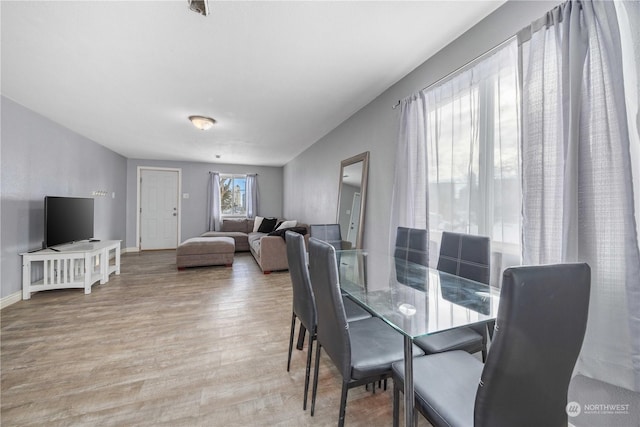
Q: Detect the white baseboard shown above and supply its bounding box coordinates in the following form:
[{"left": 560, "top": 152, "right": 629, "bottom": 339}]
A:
[
  {"left": 124, "top": 247, "right": 139, "bottom": 253},
  {"left": 1, "top": 291, "right": 22, "bottom": 309}
]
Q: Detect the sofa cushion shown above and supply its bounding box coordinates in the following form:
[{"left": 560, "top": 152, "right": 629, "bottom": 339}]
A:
[
  {"left": 220, "top": 218, "right": 250, "bottom": 233},
  {"left": 257, "top": 217, "right": 278, "bottom": 233},
  {"left": 249, "top": 233, "right": 263, "bottom": 254},
  {"left": 248, "top": 232, "right": 264, "bottom": 246}
]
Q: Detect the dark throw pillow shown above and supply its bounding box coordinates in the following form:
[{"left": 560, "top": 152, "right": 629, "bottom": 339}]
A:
[
  {"left": 257, "top": 217, "right": 278, "bottom": 233},
  {"left": 268, "top": 226, "right": 308, "bottom": 240}
]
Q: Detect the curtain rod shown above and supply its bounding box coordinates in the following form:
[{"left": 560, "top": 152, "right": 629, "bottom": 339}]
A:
[
  {"left": 392, "top": 35, "right": 517, "bottom": 109},
  {"left": 209, "top": 171, "right": 259, "bottom": 175}
]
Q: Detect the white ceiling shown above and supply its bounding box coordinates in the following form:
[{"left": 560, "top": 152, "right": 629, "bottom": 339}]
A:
[{"left": 1, "top": 1, "right": 504, "bottom": 167}]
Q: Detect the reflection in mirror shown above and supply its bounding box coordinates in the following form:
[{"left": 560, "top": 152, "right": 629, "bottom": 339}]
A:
[{"left": 337, "top": 152, "right": 369, "bottom": 249}]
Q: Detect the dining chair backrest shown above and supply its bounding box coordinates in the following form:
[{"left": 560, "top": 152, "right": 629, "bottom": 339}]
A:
[
  {"left": 285, "top": 231, "right": 316, "bottom": 331},
  {"left": 437, "top": 231, "right": 490, "bottom": 285},
  {"left": 308, "top": 237, "right": 351, "bottom": 378},
  {"left": 475, "top": 263, "right": 591, "bottom": 427},
  {"left": 393, "top": 227, "right": 428, "bottom": 288},
  {"left": 394, "top": 227, "right": 428, "bottom": 267},
  {"left": 310, "top": 224, "right": 344, "bottom": 250}
]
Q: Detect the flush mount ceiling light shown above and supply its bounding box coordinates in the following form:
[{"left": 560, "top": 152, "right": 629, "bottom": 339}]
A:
[
  {"left": 187, "top": 0, "right": 209, "bottom": 17},
  {"left": 189, "top": 115, "right": 216, "bottom": 130}
]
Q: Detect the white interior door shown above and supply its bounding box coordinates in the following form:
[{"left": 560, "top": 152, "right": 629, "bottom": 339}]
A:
[
  {"left": 346, "top": 192, "right": 361, "bottom": 246},
  {"left": 140, "top": 169, "right": 179, "bottom": 250}
]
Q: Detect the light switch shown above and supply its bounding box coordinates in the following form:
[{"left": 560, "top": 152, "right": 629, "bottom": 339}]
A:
[{"left": 183, "top": 193, "right": 190, "bottom": 199}]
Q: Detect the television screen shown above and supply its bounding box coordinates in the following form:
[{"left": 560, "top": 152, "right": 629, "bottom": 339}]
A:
[{"left": 44, "top": 196, "right": 94, "bottom": 248}]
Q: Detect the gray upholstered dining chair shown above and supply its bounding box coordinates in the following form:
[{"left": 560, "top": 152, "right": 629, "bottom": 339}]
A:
[
  {"left": 309, "top": 224, "right": 345, "bottom": 250},
  {"left": 393, "top": 227, "right": 429, "bottom": 289},
  {"left": 394, "top": 226, "right": 429, "bottom": 266},
  {"left": 285, "top": 231, "right": 371, "bottom": 410},
  {"left": 392, "top": 263, "right": 591, "bottom": 427},
  {"left": 412, "top": 231, "right": 489, "bottom": 361},
  {"left": 307, "top": 237, "right": 424, "bottom": 427}
]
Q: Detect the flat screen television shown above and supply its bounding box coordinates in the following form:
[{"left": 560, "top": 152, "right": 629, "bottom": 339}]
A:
[{"left": 44, "top": 196, "right": 94, "bottom": 248}]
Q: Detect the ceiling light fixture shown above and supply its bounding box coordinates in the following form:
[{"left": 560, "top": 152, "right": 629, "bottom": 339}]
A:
[
  {"left": 189, "top": 115, "right": 216, "bottom": 130},
  {"left": 187, "top": 0, "right": 209, "bottom": 17}
]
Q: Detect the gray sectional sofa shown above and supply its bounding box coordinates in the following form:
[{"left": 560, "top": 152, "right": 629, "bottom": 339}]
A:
[{"left": 201, "top": 218, "right": 308, "bottom": 273}]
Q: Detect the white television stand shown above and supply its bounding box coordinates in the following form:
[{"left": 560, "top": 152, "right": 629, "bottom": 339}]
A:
[{"left": 21, "top": 240, "right": 121, "bottom": 300}]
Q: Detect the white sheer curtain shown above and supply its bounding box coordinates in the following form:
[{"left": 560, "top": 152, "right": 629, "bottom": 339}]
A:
[
  {"left": 389, "top": 92, "right": 429, "bottom": 258},
  {"left": 245, "top": 174, "right": 258, "bottom": 219},
  {"left": 207, "top": 172, "right": 221, "bottom": 231},
  {"left": 390, "top": 40, "right": 521, "bottom": 286},
  {"left": 425, "top": 40, "right": 521, "bottom": 284},
  {"left": 521, "top": 0, "right": 640, "bottom": 391}
]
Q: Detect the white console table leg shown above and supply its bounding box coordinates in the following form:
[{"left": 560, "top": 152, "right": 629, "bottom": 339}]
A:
[
  {"left": 84, "top": 252, "right": 92, "bottom": 294},
  {"left": 115, "top": 245, "right": 121, "bottom": 275},
  {"left": 100, "top": 249, "right": 108, "bottom": 285},
  {"left": 22, "top": 260, "right": 32, "bottom": 300}
]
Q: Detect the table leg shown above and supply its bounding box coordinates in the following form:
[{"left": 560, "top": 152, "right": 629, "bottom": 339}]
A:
[
  {"left": 22, "top": 259, "right": 31, "bottom": 300},
  {"left": 84, "top": 252, "right": 92, "bottom": 294},
  {"left": 403, "top": 335, "right": 414, "bottom": 427},
  {"left": 115, "top": 244, "right": 121, "bottom": 275},
  {"left": 100, "top": 249, "right": 108, "bottom": 284}
]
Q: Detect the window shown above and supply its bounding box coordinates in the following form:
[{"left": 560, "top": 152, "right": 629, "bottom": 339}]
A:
[
  {"left": 392, "top": 39, "right": 521, "bottom": 285},
  {"left": 426, "top": 48, "right": 520, "bottom": 247},
  {"left": 425, "top": 41, "right": 521, "bottom": 277},
  {"left": 220, "top": 175, "right": 247, "bottom": 216}
]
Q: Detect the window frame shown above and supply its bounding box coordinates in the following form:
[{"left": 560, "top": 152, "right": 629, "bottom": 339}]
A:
[{"left": 219, "top": 174, "right": 248, "bottom": 218}]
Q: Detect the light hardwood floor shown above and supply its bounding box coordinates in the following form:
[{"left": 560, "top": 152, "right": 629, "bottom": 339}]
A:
[{"left": 2, "top": 251, "right": 430, "bottom": 426}]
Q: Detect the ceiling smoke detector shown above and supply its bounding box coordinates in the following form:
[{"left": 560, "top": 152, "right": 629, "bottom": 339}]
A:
[{"left": 188, "top": 0, "right": 209, "bottom": 17}]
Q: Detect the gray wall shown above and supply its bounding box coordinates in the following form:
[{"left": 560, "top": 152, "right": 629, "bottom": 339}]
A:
[
  {"left": 1, "top": 96, "right": 127, "bottom": 299},
  {"left": 125, "top": 159, "right": 283, "bottom": 249},
  {"left": 283, "top": 0, "right": 561, "bottom": 253}
]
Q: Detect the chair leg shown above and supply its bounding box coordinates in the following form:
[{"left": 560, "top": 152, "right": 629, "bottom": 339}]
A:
[
  {"left": 303, "top": 333, "right": 315, "bottom": 410},
  {"left": 311, "top": 343, "right": 322, "bottom": 416},
  {"left": 296, "top": 323, "right": 307, "bottom": 351},
  {"left": 287, "top": 312, "right": 296, "bottom": 372},
  {"left": 481, "top": 322, "right": 491, "bottom": 362},
  {"left": 338, "top": 379, "right": 349, "bottom": 427},
  {"left": 393, "top": 380, "right": 400, "bottom": 427}
]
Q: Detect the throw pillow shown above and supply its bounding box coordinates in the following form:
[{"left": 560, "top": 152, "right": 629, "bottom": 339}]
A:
[
  {"left": 257, "top": 217, "right": 278, "bottom": 233},
  {"left": 253, "top": 216, "right": 264, "bottom": 232},
  {"left": 276, "top": 220, "right": 297, "bottom": 230}
]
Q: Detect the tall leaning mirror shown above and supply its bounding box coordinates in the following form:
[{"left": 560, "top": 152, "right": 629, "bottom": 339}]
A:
[{"left": 336, "top": 151, "right": 369, "bottom": 249}]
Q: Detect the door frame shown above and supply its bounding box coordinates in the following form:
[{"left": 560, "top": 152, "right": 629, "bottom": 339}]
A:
[{"left": 136, "top": 166, "right": 182, "bottom": 250}]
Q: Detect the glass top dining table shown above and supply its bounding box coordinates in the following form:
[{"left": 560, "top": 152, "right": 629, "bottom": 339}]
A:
[{"left": 335, "top": 249, "right": 501, "bottom": 426}]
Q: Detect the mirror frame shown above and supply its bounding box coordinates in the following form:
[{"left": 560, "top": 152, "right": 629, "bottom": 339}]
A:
[{"left": 336, "top": 151, "right": 370, "bottom": 249}]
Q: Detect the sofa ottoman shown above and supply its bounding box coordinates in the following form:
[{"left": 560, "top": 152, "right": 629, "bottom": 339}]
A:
[{"left": 176, "top": 237, "right": 235, "bottom": 269}]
